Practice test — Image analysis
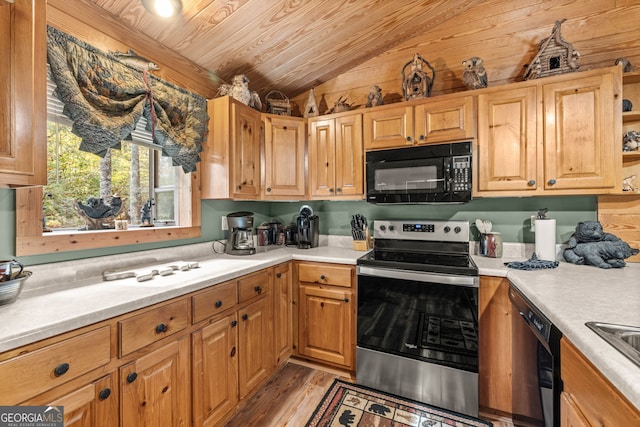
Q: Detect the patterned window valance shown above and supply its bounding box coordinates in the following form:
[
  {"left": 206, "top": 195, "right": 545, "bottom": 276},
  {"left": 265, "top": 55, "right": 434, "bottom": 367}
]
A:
[{"left": 46, "top": 26, "right": 208, "bottom": 173}]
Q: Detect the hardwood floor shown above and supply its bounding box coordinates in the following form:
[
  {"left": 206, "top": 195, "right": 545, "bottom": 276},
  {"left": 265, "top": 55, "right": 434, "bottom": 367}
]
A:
[{"left": 223, "top": 360, "right": 514, "bottom": 426}]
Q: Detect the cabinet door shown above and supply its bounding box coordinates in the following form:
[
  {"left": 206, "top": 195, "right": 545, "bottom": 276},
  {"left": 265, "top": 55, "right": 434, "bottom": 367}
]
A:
[
  {"left": 121, "top": 336, "right": 191, "bottom": 427},
  {"left": 477, "top": 86, "right": 538, "bottom": 193},
  {"left": 0, "top": 0, "right": 46, "bottom": 186},
  {"left": 560, "top": 392, "right": 592, "bottom": 427},
  {"left": 274, "top": 263, "right": 293, "bottom": 366},
  {"left": 298, "top": 285, "right": 353, "bottom": 368},
  {"left": 363, "top": 105, "right": 414, "bottom": 149},
  {"left": 478, "top": 277, "right": 512, "bottom": 414},
  {"left": 335, "top": 114, "right": 364, "bottom": 197},
  {"left": 238, "top": 297, "right": 272, "bottom": 400},
  {"left": 415, "top": 95, "right": 476, "bottom": 144},
  {"left": 231, "top": 102, "right": 262, "bottom": 199},
  {"left": 263, "top": 115, "right": 306, "bottom": 199},
  {"left": 543, "top": 72, "right": 617, "bottom": 191},
  {"left": 309, "top": 118, "right": 336, "bottom": 197},
  {"left": 192, "top": 315, "right": 238, "bottom": 427}
]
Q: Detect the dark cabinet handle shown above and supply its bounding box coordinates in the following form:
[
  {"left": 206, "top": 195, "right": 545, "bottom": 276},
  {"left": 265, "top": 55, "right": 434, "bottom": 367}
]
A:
[
  {"left": 215, "top": 300, "right": 223, "bottom": 308},
  {"left": 266, "top": 187, "right": 272, "bottom": 192},
  {"left": 344, "top": 298, "right": 350, "bottom": 303},
  {"left": 548, "top": 179, "right": 556, "bottom": 185},
  {"left": 329, "top": 188, "right": 334, "bottom": 193},
  {"left": 230, "top": 346, "right": 236, "bottom": 357},
  {"left": 254, "top": 285, "right": 262, "bottom": 294},
  {"left": 231, "top": 320, "right": 238, "bottom": 327},
  {"left": 276, "top": 272, "right": 282, "bottom": 278},
  {"left": 320, "top": 275, "right": 326, "bottom": 280},
  {"left": 236, "top": 185, "right": 241, "bottom": 190},
  {"left": 98, "top": 388, "right": 111, "bottom": 401},
  {"left": 419, "top": 135, "right": 425, "bottom": 141},
  {"left": 242, "top": 313, "right": 248, "bottom": 321},
  {"left": 54, "top": 362, "right": 70, "bottom": 377},
  {"left": 336, "top": 188, "right": 342, "bottom": 192},
  {"left": 406, "top": 136, "right": 412, "bottom": 142},
  {"left": 528, "top": 179, "right": 536, "bottom": 186},
  {"left": 155, "top": 323, "right": 168, "bottom": 334},
  {"left": 127, "top": 372, "right": 138, "bottom": 383}
]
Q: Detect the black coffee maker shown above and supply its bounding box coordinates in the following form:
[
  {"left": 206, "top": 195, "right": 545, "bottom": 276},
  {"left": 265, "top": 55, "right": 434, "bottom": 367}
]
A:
[{"left": 296, "top": 205, "right": 319, "bottom": 249}]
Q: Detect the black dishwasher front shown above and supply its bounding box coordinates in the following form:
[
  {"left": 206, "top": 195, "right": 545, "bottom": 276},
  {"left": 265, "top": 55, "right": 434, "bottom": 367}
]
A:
[{"left": 510, "top": 284, "right": 562, "bottom": 427}]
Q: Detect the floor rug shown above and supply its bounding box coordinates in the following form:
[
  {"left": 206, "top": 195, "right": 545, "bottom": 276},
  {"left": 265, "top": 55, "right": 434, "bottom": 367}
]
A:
[{"left": 305, "top": 379, "right": 492, "bottom": 427}]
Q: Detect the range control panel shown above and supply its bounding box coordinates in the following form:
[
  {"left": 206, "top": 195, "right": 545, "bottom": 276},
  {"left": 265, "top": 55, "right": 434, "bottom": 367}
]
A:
[{"left": 373, "top": 220, "right": 470, "bottom": 242}]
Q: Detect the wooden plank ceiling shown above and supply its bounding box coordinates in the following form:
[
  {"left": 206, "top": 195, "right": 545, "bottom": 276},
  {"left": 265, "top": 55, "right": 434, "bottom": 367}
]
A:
[{"left": 87, "top": 0, "right": 484, "bottom": 98}]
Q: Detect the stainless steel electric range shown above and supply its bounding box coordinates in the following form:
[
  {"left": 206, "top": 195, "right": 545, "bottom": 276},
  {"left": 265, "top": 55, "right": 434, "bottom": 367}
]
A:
[{"left": 356, "top": 219, "right": 479, "bottom": 417}]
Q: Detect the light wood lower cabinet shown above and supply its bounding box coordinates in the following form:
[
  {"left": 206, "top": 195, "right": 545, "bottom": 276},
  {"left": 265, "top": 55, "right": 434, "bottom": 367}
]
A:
[
  {"left": 560, "top": 337, "right": 640, "bottom": 426},
  {"left": 294, "top": 262, "right": 355, "bottom": 370},
  {"left": 192, "top": 314, "right": 238, "bottom": 427},
  {"left": 120, "top": 335, "right": 191, "bottom": 427},
  {"left": 274, "top": 262, "right": 293, "bottom": 366},
  {"left": 478, "top": 276, "right": 512, "bottom": 415}
]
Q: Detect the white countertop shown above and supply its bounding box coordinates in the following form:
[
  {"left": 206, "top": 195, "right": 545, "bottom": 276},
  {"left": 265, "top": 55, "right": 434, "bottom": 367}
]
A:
[{"left": 1, "top": 242, "right": 639, "bottom": 410}]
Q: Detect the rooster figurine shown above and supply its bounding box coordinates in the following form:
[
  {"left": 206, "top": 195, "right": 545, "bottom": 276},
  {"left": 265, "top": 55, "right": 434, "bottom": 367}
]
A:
[
  {"left": 462, "top": 57, "right": 488, "bottom": 90},
  {"left": 216, "top": 74, "right": 262, "bottom": 111}
]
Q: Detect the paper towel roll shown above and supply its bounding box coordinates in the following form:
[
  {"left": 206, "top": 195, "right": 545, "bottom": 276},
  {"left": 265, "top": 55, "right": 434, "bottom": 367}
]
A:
[{"left": 535, "top": 219, "right": 556, "bottom": 261}]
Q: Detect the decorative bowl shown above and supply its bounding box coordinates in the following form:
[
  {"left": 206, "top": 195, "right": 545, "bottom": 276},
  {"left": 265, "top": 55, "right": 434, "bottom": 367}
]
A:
[{"left": 0, "top": 271, "right": 32, "bottom": 305}]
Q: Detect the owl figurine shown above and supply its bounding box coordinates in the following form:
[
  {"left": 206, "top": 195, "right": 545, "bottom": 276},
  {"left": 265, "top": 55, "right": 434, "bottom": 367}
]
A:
[
  {"left": 216, "top": 74, "right": 262, "bottom": 111},
  {"left": 366, "top": 85, "right": 384, "bottom": 108},
  {"left": 462, "top": 57, "right": 488, "bottom": 90}
]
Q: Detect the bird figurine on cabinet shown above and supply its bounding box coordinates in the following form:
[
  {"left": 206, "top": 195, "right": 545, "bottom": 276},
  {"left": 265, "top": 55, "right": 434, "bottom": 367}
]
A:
[
  {"left": 462, "top": 57, "right": 488, "bottom": 90},
  {"left": 216, "top": 74, "right": 262, "bottom": 111},
  {"left": 366, "top": 85, "right": 384, "bottom": 108}
]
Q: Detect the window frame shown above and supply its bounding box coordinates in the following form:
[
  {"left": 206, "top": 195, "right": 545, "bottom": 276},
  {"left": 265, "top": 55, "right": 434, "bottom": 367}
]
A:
[{"left": 14, "top": 3, "right": 210, "bottom": 257}]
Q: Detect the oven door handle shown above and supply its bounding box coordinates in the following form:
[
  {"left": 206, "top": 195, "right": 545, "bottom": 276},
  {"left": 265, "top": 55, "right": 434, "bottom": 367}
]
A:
[{"left": 357, "top": 266, "right": 478, "bottom": 288}]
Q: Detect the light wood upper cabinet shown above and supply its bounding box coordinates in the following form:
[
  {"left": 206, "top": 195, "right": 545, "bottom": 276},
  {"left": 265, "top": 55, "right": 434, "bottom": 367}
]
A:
[
  {"left": 475, "top": 67, "right": 621, "bottom": 197},
  {"left": 364, "top": 95, "right": 475, "bottom": 150},
  {"left": 201, "top": 96, "right": 261, "bottom": 199},
  {"left": 308, "top": 112, "right": 364, "bottom": 199},
  {"left": 477, "top": 86, "right": 538, "bottom": 193},
  {"left": 0, "top": 0, "right": 47, "bottom": 187},
  {"left": 415, "top": 95, "right": 475, "bottom": 144},
  {"left": 262, "top": 114, "right": 306, "bottom": 199},
  {"left": 543, "top": 71, "right": 618, "bottom": 191}
]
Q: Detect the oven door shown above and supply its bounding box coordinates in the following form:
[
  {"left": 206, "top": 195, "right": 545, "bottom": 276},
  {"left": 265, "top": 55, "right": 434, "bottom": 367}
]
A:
[
  {"left": 356, "top": 265, "right": 479, "bottom": 416},
  {"left": 357, "top": 265, "right": 479, "bottom": 372}
]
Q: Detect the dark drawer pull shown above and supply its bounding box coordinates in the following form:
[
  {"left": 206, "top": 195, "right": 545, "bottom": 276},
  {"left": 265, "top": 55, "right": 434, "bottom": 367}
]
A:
[
  {"left": 254, "top": 285, "right": 262, "bottom": 294},
  {"left": 98, "top": 388, "right": 111, "bottom": 400},
  {"left": 53, "top": 363, "right": 70, "bottom": 377},
  {"left": 344, "top": 298, "right": 350, "bottom": 303},
  {"left": 320, "top": 275, "right": 326, "bottom": 280},
  {"left": 215, "top": 300, "right": 223, "bottom": 308},
  {"left": 276, "top": 273, "right": 282, "bottom": 278},
  {"left": 127, "top": 372, "right": 138, "bottom": 383},
  {"left": 231, "top": 320, "right": 238, "bottom": 327},
  {"left": 155, "top": 323, "right": 168, "bottom": 334},
  {"left": 230, "top": 346, "right": 236, "bottom": 357},
  {"left": 242, "top": 313, "right": 248, "bottom": 321}
]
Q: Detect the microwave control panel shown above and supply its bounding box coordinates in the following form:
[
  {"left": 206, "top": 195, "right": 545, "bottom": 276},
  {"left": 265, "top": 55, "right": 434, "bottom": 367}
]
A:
[{"left": 451, "top": 155, "right": 471, "bottom": 192}]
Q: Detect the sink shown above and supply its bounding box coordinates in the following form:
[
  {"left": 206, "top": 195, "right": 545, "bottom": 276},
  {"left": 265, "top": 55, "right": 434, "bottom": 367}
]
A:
[{"left": 586, "top": 322, "right": 640, "bottom": 368}]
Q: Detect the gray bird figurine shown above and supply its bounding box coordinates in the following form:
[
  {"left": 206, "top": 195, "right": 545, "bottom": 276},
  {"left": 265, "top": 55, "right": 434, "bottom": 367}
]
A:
[
  {"left": 462, "top": 57, "right": 488, "bottom": 90},
  {"left": 216, "top": 74, "right": 262, "bottom": 111}
]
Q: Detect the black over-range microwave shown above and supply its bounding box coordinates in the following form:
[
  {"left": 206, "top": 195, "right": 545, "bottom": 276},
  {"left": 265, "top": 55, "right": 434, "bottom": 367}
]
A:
[{"left": 365, "top": 141, "right": 472, "bottom": 204}]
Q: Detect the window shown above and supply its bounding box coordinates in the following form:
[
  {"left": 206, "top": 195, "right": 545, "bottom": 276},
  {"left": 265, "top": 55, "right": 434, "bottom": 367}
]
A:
[{"left": 45, "top": 73, "right": 184, "bottom": 232}]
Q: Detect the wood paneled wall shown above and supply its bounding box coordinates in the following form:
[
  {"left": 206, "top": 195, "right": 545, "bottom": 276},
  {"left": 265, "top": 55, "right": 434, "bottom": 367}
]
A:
[{"left": 290, "top": 0, "right": 640, "bottom": 112}]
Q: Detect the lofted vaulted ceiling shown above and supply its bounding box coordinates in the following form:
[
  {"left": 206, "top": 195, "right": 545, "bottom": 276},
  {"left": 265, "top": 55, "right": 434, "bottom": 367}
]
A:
[{"left": 85, "top": 0, "right": 484, "bottom": 98}]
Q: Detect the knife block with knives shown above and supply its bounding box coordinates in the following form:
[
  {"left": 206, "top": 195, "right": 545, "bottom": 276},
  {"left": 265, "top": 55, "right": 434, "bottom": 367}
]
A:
[{"left": 351, "top": 214, "right": 371, "bottom": 251}]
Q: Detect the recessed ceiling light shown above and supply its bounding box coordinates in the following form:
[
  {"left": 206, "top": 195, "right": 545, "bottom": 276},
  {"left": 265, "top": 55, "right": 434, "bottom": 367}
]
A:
[{"left": 141, "top": 0, "right": 183, "bottom": 18}]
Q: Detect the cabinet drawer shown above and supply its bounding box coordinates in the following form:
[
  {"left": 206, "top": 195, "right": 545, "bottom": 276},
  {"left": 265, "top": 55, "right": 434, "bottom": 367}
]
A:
[
  {"left": 0, "top": 326, "right": 111, "bottom": 405},
  {"left": 238, "top": 270, "right": 271, "bottom": 303},
  {"left": 297, "top": 263, "right": 353, "bottom": 288},
  {"left": 119, "top": 299, "right": 189, "bottom": 356},
  {"left": 192, "top": 280, "right": 238, "bottom": 323}
]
